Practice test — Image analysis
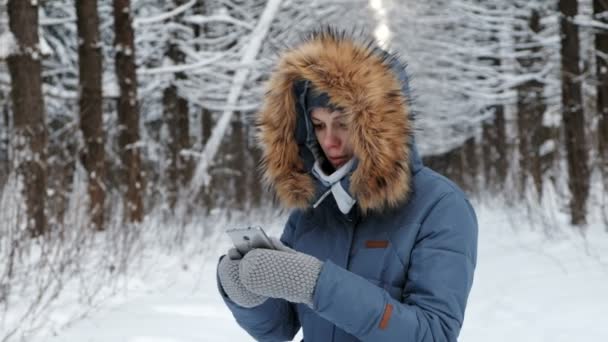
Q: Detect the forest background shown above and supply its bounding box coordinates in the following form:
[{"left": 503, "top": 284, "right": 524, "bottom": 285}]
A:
[{"left": 0, "top": 0, "right": 607, "bottom": 340}]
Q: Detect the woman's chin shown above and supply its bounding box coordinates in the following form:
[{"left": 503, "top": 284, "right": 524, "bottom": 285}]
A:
[{"left": 332, "top": 160, "right": 345, "bottom": 169}]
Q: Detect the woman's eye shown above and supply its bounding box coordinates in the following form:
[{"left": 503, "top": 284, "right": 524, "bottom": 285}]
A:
[
  {"left": 313, "top": 124, "right": 324, "bottom": 130},
  {"left": 338, "top": 123, "right": 348, "bottom": 129}
]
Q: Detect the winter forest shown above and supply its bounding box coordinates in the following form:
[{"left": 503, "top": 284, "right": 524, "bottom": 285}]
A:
[{"left": 0, "top": 0, "right": 607, "bottom": 341}]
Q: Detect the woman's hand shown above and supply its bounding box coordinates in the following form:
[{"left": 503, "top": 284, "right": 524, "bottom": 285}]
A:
[
  {"left": 239, "top": 248, "right": 323, "bottom": 307},
  {"left": 217, "top": 248, "right": 269, "bottom": 308}
]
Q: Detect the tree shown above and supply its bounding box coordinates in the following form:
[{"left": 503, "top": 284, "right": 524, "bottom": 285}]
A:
[
  {"left": 6, "top": 0, "right": 48, "bottom": 237},
  {"left": 189, "top": 0, "right": 214, "bottom": 211},
  {"left": 595, "top": 0, "right": 608, "bottom": 190},
  {"left": 163, "top": 0, "right": 192, "bottom": 210},
  {"left": 515, "top": 8, "right": 547, "bottom": 198},
  {"left": 423, "top": 145, "right": 466, "bottom": 192},
  {"left": 113, "top": 0, "right": 144, "bottom": 222},
  {"left": 76, "top": 0, "right": 106, "bottom": 230},
  {"left": 230, "top": 111, "right": 246, "bottom": 210},
  {"left": 559, "top": 0, "right": 590, "bottom": 225},
  {"left": 246, "top": 111, "right": 264, "bottom": 210},
  {"left": 477, "top": 2, "right": 507, "bottom": 193},
  {"left": 38, "top": 2, "right": 80, "bottom": 227},
  {"left": 0, "top": 90, "right": 8, "bottom": 186}
]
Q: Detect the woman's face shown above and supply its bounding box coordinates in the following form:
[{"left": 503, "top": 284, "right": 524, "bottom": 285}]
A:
[{"left": 311, "top": 107, "right": 354, "bottom": 169}]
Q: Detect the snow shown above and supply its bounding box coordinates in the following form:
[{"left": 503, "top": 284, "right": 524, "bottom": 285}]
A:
[
  {"left": 539, "top": 140, "right": 556, "bottom": 156},
  {"left": 0, "top": 31, "right": 51, "bottom": 59},
  {"left": 39, "top": 29, "right": 52, "bottom": 57},
  {"left": 0, "top": 31, "right": 16, "bottom": 59},
  {"left": 16, "top": 202, "right": 608, "bottom": 342},
  {"left": 103, "top": 79, "right": 120, "bottom": 98},
  {"left": 461, "top": 205, "right": 608, "bottom": 341}
]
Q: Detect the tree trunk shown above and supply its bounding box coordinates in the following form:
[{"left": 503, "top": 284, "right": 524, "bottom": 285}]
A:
[
  {"left": 481, "top": 105, "right": 507, "bottom": 192},
  {"left": 194, "top": 0, "right": 214, "bottom": 211},
  {"left": 198, "top": 107, "right": 214, "bottom": 211},
  {"left": 516, "top": 9, "right": 547, "bottom": 198},
  {"left": 201, "top": 108, "right": 212, "bottom": 150},
  {"left": 46, "top": 117, "right": 77, "bottom": 228},
  {"left": 246, "top": 113, "right": 263, "bottom": 210},
  {"left": 113, "top": 0, "right": 144, "bottom": 222},
  {"left": 76, "top": 0, "right": 106, "bottom": 231},
  {"left": 595, "top": 0, "right": 608, "bottom": 189},
  {"left": 164, "top": 0, "right": 191, "bottom": 209},
  {"left": 463, "top": 136, "right": 479, "bottom": 194},
  {"left": 163, "top": 83, "right": 190, "bottom": 209},
  {"left": 559, "top": 0, "right": 590, "bottom": 225},
  {"left": 477, "top": 7, "right": 507, "bottom": 193},
  {"left": 7, "top": 0, "right": 48, "bottom": 237},
  {"left": 0, "top": 91, "right": 9, "bottom": 187},
  {"left": 231, "top": 111, "right": 246, "bottom": 210},
  {"left": 423, "top": 145, "right": 466, "bottom": 193}
]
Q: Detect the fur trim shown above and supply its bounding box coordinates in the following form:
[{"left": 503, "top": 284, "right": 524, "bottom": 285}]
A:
[{"left": 256, "top": 28, "right": 413, "bottom": 213}]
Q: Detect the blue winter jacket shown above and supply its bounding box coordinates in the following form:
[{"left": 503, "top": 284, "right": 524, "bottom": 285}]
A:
[{"left": 218, "top": 28, "right": 478, "bottom": 342}]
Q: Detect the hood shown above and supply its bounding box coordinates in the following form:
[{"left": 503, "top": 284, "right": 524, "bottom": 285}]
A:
[{"left": 256, "top": 27, "right": 420, "bottom": 213}]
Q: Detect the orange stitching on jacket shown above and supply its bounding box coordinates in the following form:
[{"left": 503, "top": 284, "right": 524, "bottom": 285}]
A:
[
  {"left": 365, "top": 240, "right": 389, "bottom": 248},
  {"left": 379, "top": 303, "right": 393, "bottom": 330}
]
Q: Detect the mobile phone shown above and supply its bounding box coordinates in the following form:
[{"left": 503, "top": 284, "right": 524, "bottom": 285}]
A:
[{"left": 226, "top": 226, "right": 275, "bottom": 255}]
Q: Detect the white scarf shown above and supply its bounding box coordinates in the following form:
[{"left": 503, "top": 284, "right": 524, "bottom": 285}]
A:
[{"left": 311, "top": 158, "right": 356, "bottom": 214}]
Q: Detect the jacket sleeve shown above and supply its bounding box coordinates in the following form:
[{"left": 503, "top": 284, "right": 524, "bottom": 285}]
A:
[
  {"left": 217, "top": 211, "right": 303, "bottom": 342},
  {"left": 311, "top": 192, "right": 478, "bottom": 341}
]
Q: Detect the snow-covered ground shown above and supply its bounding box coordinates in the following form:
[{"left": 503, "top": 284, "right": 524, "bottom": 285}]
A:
[{"left": 14, "top": 202, "right": 608, "bottom": 342}]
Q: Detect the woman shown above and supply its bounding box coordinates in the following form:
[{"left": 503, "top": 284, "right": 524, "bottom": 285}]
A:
[{"left": 217, "top": 27, "right": 478, "bottom": 342}]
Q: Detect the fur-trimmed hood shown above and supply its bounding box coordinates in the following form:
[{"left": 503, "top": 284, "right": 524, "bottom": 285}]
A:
[{"left": 256, "top": 28, "right": 421, "bottom": 213}]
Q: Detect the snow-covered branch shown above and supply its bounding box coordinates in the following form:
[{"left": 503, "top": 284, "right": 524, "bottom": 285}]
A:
[
  {"left": 573, "top": 17, "right": 608, "bottom": 31},
  {"left": 182, "top": 14, "right": 255, "bottom": 30},
  {"left": 138, "top": 53, "right": 227, "bottom": 76},
  {"left": 134, "top": 0, "right": 196, "bottom": 27},
  {"left": 187, "top": 0, "right": 283, "bottom": 197}
]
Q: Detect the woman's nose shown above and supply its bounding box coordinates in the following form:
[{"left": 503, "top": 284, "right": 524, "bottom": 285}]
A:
[{"left": 323, "top": 129, "right": 341, "bottom": 148}]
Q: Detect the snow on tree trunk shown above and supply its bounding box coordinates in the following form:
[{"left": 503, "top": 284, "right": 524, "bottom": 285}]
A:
[
  {"left": 76, "top": 0, "right": 106, "bottom": 231},
  {"left": 113, "top": 0, "right": 143, "bottom": 223},
  {"left": 7, "top": 0, "right": 48, "bottom": 237},
  {"left": 559, "top": 0, "right": 590, "bottom": 226}
]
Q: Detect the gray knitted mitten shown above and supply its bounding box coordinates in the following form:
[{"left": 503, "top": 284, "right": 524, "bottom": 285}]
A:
[
  {"left": 217, "top": 249, "right": 268, "bottom": 308},
  {"left": 239, "top": 249, "right": 323, "bottom": 307}
]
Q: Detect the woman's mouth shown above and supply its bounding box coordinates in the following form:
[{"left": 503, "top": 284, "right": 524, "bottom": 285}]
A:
[{"left": 329, "top": 156, "right": 345, "bottom": 165}]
